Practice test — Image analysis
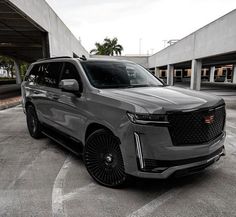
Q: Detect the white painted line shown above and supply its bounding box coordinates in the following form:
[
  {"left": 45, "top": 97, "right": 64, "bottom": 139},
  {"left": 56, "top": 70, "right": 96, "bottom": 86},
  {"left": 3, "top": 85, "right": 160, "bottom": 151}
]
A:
[
  {"left": 62, "top": 183, "right": 96, "bottom": 202},
  {"left": 227, "top": 122, "right": 236, "bottom": 129},
  {"left": 126, "top": 188, "right": 181, "bottom": 217},
  {"left": 7, "top": 150, "right": 47, "bottom": 189},
  {"left": 51, "top": 157, "right": 95, "bottom": 217},
  {"left": 52, "top": 157, "right": 71, "bottom": 217}
]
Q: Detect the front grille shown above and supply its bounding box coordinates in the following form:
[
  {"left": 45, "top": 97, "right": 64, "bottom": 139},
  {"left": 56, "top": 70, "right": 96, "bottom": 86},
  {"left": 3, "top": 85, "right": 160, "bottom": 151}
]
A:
[{"left": 168, "top": 105, "right": 225, "bottom": 146}]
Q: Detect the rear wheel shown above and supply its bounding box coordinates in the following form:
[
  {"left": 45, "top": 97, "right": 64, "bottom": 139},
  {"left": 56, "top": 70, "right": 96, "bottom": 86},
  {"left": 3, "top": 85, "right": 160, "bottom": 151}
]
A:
[
  {"left": 84, "top": 129, "right": 128, "bottom": 188},
  {"left": 26, "top": 105, "right": 43, "bottom": 139}
]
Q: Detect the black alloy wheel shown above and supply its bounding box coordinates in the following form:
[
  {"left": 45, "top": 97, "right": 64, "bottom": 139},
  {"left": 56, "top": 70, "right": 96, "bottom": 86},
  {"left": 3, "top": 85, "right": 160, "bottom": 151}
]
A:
[
  {"left": 84, "top": 129, "right": 128, "bottom": 187},
  {"left": 26, "top": 105, "right": 43, "bottom": 139}
]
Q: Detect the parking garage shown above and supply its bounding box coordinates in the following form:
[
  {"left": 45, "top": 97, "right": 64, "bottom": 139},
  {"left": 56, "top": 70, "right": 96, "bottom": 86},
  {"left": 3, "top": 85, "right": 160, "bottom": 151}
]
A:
[{"left": 0, "top": 0, "right": 50, "bottom": 62}]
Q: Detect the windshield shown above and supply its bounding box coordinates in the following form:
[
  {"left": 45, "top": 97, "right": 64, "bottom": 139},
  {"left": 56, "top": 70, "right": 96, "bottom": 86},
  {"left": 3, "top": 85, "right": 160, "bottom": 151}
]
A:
[{"left": 81, "top": 61, "right": 164, "bottom": 89}]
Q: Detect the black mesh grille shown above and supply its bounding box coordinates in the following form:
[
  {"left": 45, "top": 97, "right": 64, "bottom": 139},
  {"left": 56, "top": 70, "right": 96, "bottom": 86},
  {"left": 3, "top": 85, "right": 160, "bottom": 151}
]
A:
[{"left": 168, "top": 105, "right": 225, "bottom": 146}]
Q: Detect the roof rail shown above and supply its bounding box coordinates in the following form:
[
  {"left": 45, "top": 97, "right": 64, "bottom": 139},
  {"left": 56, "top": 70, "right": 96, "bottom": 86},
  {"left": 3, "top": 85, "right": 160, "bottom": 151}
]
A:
[
  {"left": 78, "top": 55, "right": 87, "bottom": 61},
  {"left": 36, "top": 56, "right": 72, "bottom": 62}
]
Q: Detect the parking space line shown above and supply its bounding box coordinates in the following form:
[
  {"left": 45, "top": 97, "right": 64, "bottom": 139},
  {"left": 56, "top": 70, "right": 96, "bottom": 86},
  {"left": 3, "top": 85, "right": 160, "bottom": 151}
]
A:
[
  {"left": 126, "top": 188, "right": 181, "bottom": 217},
  {"left": 52, "top": 157, "right": 71, "bottom": 217},
  {"left": 62, "top": 183, "right": 96, "bottom": 202},
  {"left": 7, "top": 150, "right": 47, "bottom": 189},
  {"left": 226, "top": 122, "right": 236, "bottom": 129}
]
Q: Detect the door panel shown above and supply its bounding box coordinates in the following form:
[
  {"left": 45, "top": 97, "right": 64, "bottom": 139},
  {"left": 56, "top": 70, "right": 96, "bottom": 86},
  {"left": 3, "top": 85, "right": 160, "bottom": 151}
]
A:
[
  {"left": 48, "top": 62, "right": 87, "bottom": 142},
  {"left": 33, "top": 62, "right": 63, "bottom": 126}
]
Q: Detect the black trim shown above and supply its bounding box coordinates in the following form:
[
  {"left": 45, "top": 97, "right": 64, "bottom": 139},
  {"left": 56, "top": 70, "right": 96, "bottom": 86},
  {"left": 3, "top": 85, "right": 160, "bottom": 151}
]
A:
[
  {"left": 143, "top": 146, "right": 224, "bottom": 172},
  {"left": 172, "top": 160, "right": 216, "bottom": 178},
  {"left": 42, "top": 123, "right": 84, "bottom": 156},
  {"left": 166, "top": 103, "right": 225, "bottom": 115}
]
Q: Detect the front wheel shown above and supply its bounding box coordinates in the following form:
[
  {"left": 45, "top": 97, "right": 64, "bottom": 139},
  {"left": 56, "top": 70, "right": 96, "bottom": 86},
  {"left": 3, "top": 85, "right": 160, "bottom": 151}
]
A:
[
  {"left": 26, "top": 105, "right": 43, "bottom": 139},
  {"left": 84, "top": 129, "right": 128, "bottom": 188}
]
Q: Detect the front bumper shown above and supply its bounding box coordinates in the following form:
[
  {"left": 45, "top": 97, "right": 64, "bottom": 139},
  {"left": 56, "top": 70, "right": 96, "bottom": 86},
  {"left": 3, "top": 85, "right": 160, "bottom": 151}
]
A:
[
  {"left": 120, "top": 122, "right": 226, "bottom": 179},
  {"left": 130, "top": 145, "right": 225, "bottom": 179}
]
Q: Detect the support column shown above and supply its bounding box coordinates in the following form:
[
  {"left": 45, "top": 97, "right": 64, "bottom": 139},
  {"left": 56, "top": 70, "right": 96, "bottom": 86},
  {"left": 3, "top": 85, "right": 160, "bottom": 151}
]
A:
[
  {"left": 190, "top": 59, "right": 202, "bottom": 91},
  {"left": 224, "top": 68, "right": 228, "bottom": 83},
  {"left": 41, "top": 32, "right": 50, "bottom": 58},
  {"left": 167, "top": 64, "right": 174, "bottom": 86},
  {"left": 154, "top": 67, "right": 160, "bottom": 78},
  {"left": 210, "top": 66, "right": 215, "bottom": 82},
  {"left": 232, "top": 65, "right": 236, "bottom": 84},
  {"left": 14, "top": 60, "right": 21, "bottom": 84}
]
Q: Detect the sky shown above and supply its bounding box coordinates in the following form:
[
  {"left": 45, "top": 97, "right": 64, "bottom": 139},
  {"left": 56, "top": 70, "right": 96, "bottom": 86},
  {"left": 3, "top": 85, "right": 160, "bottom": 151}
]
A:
[{"left": 45, "top": 0, "right": 236, "bottom": 55}]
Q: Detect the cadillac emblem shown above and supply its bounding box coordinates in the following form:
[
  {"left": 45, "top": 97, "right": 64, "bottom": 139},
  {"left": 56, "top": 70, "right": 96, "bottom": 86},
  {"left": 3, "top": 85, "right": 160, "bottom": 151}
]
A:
[{"left": 204, "top": 115, "right": 214, "bottom": 124}]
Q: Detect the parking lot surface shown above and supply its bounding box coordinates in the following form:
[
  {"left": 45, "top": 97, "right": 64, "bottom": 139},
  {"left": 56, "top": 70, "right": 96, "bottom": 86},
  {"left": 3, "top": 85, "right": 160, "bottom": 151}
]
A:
[{"left": 0, "top": 88, "right": 236, "bottom": 217}]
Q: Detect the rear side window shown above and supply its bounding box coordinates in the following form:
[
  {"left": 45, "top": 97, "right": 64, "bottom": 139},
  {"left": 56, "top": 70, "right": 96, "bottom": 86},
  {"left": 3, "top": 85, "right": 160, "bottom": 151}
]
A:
[{"left": 39, "top": 62, "right": 63, "bottom": 88}]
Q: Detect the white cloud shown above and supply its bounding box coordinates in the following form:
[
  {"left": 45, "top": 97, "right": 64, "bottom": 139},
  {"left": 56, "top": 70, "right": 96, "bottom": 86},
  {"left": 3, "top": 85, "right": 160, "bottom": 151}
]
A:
[{"left": 46, "top": 0, "right": 236, "bottom": 55}]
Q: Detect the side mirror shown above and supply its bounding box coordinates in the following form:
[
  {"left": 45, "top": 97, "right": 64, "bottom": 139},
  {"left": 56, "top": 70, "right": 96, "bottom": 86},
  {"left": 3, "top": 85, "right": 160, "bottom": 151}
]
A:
[{"left": 59, "top": 79, "right": 80, "bottom": 94}]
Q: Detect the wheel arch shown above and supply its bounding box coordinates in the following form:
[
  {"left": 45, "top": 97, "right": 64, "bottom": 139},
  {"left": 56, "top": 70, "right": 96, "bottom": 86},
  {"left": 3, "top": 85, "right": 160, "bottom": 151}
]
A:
[
  {"left": 25, "top": 100, "right": 34, "bottom": 109},
  {"left": 84, "top": 123, "right": 120, "bottom": 144}
]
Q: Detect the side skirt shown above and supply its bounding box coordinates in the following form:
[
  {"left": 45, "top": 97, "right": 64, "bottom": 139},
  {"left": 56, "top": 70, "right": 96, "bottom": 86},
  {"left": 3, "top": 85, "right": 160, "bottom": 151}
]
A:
[{"left": 41, "top": 124, "right": 84, "bottom": 157}]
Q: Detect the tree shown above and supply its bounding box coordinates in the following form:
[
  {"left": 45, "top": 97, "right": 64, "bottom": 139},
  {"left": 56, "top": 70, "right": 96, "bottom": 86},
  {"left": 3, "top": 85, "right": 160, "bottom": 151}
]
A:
[
  {"left": 0, "top": 55, "right": 29, "bottom": 80},
  {"left": 0, "top": 56, "right": 14, "bottom": 78},
  {"left": 90, "top": 37, "right": 123, "bottom": 56},
  {"left": 90, "top": 42, "right": 109, "bottom": 55},
  {"left": 104, "top": 38, "right": 123, "bottom": 56}
]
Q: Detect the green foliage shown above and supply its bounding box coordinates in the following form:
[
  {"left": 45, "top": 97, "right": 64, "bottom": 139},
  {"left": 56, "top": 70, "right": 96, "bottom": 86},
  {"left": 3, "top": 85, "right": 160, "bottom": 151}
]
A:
[
  {"left": 90, "top": 37, "right": 123, "bottom": 56},
  {"left": 0, "top": 55, "right": 14, "bottom": 78},
  {"left": 20, "top": 62, "right": 29, "bottom": 78},
  {"left": 0, "top": 55, "right": 29, "bottom": 79}
]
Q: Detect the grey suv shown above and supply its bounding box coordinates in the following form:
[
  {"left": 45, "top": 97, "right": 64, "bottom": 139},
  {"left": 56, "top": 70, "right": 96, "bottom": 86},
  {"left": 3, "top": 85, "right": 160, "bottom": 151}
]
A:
[{"left": 21, "top": 57, "right": 226, "bottom": 187}]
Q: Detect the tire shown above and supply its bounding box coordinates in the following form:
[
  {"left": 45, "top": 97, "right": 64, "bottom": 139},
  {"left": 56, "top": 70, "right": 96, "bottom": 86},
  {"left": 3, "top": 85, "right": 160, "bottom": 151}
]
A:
[
  {"left": 84, "top": 129, "right": 128, "bottom": 188},
  {"left": 26, "top": 105, "right": 43, "bottom": 139}
]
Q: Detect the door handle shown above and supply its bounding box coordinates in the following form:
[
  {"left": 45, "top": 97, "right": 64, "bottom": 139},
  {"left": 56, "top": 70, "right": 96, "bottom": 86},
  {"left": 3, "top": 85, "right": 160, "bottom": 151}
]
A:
[
  {"left": 33, "top": 90, "right": 40, "bottom": 94},
  {"left": 51, "top": 95, "right": 60, "bottom": 100}
]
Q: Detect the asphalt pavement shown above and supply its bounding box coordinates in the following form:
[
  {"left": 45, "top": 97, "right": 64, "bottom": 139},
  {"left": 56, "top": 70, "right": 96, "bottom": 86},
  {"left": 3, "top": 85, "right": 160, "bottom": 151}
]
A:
[{"left": 0, "top": 87, "right": 236, "bottom": 217}]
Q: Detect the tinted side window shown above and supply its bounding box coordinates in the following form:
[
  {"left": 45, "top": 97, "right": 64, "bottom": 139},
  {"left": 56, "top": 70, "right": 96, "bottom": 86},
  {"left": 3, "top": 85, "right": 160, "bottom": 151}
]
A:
[
  {"left": 39, "top": 62, "right": 63, "bottom": 88},
  {"left": 25, "top": 64, "right": 40, "bottom": 84},
  {"left": 60, "top": 63, "right": 82, "bottom": 91}
]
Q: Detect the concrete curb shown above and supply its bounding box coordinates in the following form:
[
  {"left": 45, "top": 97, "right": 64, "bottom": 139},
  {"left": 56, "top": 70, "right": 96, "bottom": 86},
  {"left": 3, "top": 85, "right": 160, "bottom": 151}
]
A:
[{"left": 0, "top": 99, "right": 22, "bottom": 110}]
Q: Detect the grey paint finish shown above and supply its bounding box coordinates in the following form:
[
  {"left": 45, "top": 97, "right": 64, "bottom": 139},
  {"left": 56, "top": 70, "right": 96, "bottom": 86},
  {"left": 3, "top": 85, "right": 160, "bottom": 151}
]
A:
[
  {"left": 21, "top": 58, "right": 225, "bottom": 179},
  {"left": 0, "top": 89, "right": 235, "bottom": 217}
]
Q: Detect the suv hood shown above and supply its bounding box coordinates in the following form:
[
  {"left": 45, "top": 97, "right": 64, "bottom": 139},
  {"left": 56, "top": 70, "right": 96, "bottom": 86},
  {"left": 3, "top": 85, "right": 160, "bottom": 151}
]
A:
[{"left": 99, "top": 86, "right": 224, "bottom": 114}]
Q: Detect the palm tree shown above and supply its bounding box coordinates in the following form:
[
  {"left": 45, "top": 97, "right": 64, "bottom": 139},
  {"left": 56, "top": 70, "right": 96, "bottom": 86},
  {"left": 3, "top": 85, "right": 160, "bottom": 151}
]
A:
[
  {"left": 90, "top": 37, "right": 123, "bottom": 56},
  {"left": 90, "top": 42, "right": 109, "bottom": 55},
  {"left": 103, "top": 38, "right": 123, "bottom": 56}
]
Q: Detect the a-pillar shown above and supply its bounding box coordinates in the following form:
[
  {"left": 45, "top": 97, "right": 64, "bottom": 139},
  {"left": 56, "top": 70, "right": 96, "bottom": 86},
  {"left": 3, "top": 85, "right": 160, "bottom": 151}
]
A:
[
  {"left": 154, "top": 67, "right": 160, "bottom": 78},
  {"left": 167, "top": 64, "right": 174, "bottom": 86},
  {"left": 210, "top": 66, "right": 215, "bottom": 82},
  {"left": 232, "top": 64, "right": 236, "bottom": 84},
  {"left": 190, "top": 59, "right": 202, "bottom": 90},
  {"left": 14, "top": 60, "right": 22, "bottom": 84}
]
